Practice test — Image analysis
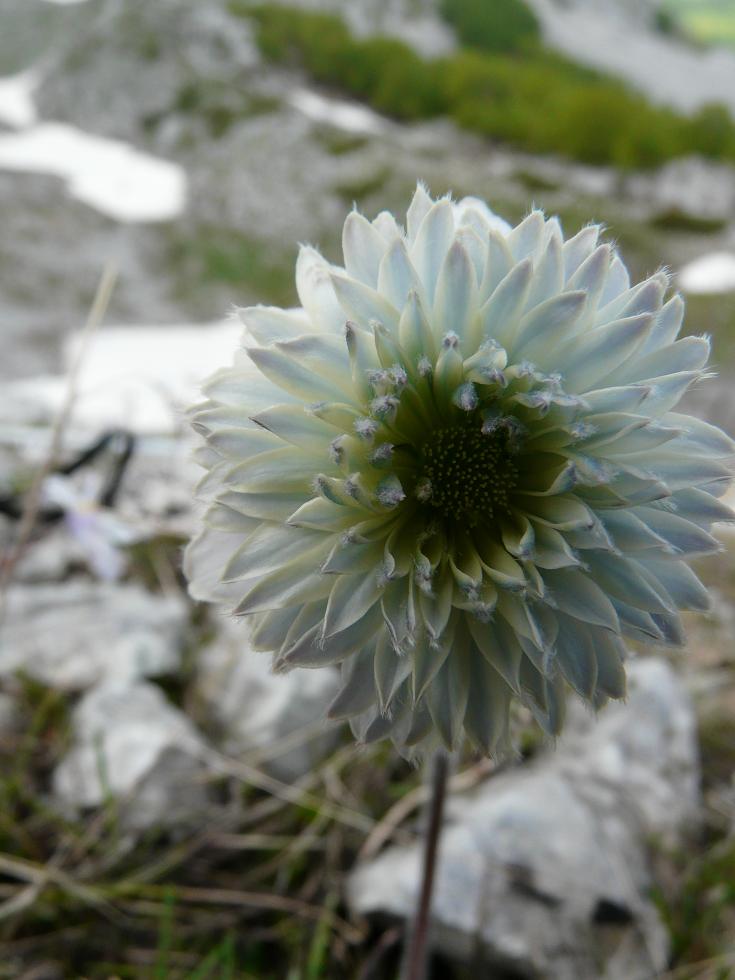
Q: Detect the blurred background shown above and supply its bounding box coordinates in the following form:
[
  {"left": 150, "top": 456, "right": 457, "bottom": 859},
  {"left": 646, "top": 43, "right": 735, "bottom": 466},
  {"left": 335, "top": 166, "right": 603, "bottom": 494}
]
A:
[{"left": 1, "top": 0, "right": 735, "bottom": 977}]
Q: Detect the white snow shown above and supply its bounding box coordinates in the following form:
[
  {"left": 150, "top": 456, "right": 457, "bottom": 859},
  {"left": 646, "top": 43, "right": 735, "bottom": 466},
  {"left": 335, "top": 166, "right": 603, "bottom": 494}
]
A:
[
  {"left": 678, "top": 252, "right": 735, "bottom": 295},
  {"left": 0, "top": 72, "right": 37, "bottom": 129},
  {"left": 289, "top": 87, "right": 386, "bottom": 135},
  {"left": 0, "top": 123, "right": 187, "bottom": 222},
  {"left": 5, "top": 322, "right": 242, "bottom": 436}
]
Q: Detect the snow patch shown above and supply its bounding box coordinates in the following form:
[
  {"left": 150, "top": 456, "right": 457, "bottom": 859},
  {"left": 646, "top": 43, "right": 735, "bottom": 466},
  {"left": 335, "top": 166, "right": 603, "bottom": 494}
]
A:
[
  {"left": 0, "top": 72, "right": 37, "bottom": 129},
  {"left": 0, "top": 123, "right": 186, "bottom": 222},
  {"left": 5, "top": 322, "right": 242, "bottom": 435},
  {"left": 679, "top": 252, "right": 735, "bottom": 294},
  {"left": 289, "top": 87, "right": 386, "bottom": 135}
]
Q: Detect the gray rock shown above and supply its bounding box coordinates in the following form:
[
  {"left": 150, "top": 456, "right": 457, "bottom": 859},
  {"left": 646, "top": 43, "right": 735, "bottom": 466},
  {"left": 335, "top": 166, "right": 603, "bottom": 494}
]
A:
[
  {"left": 348, "top": 658, "right": 699, "bottom": 980},
  {"left": 194, "top": 616, "right": 342, "bottom": 782},
  {"left": 0, "top": 581, "right": 186, "bottom": 690},
  {"left": 528, "top": 0, "right": 735, "bottom": 116},
  {"left": 626, "top": 157, "right": 735, "bottom": 223},
  {"left": 53, "top": 680, "right": 209, "bottom": 830}
]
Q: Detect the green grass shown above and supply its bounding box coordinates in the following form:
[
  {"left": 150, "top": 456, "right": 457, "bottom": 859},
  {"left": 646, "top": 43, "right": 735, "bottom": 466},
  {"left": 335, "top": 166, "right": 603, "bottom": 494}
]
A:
[
  {"left": 440, "top": 0, "right": 540, "bottom": 54},
  {"left": 233, "top": 3, "right": 735, "bottom": 170},
  {"left": 662, "top": 0, "right": 735, "bottom": 45},
  {"left": 166, "top": 228, "right": 297, "bottom": 312}
]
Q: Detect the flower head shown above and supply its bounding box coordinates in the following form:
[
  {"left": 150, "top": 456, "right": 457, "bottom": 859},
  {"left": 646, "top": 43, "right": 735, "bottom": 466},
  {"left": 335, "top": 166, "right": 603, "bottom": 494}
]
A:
[{"left": 185, "top": 185, "right": 734, "bottom": 755}]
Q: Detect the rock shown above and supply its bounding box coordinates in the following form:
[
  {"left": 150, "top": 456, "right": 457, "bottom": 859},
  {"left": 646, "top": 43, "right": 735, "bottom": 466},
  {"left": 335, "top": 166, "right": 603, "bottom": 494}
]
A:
[
  {"left": 53, "top": 681, "right": 209, "bottom": 830},
  {"left": 348, "top": 658, "right": 699, "bottom": 980},
  {"left": 0, "top": 581, "right": 186, "bottom": 690},
  {"left": 527, "top": 0, "right": 735, "bottom": 116},
  {"left": 194, "top": 617, "right": 342, "bottom": 782},
  {"left": 626, "top": 157, "right": 735, "bottom": 224}
]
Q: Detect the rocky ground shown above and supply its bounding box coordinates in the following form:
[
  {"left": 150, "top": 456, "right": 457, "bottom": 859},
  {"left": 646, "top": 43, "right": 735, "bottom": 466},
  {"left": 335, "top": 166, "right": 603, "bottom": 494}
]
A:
[{"left": 1, "top": 0, "right": 735, "bottom": 977}]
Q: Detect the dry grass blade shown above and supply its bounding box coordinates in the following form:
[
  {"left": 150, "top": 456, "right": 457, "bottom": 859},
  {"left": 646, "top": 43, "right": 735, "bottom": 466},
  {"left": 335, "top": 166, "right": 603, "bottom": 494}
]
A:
[
  {"left": 205, "top": 748, "right": 377, "bottom": 836},
  {"left": 358, "top": 759, "right": 494, "bottom": 862},
  {"left": 112, "top": 882, "right": 365, "bottom": 945},
  {"left": 0, "top": 264, "right": 118, "bottom": 604}
]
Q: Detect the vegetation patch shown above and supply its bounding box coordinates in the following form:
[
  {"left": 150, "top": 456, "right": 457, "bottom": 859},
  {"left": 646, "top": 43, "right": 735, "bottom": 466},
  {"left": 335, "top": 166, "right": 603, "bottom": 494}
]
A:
[
  {"left": 167, "top": 227, "right": 297, "bottom": 309},
  {"left": 233, "top": 3, "right": 735, "bottom": 170},
  {"left": 440, "top": 0, "right": 540, "bottom": 54}
]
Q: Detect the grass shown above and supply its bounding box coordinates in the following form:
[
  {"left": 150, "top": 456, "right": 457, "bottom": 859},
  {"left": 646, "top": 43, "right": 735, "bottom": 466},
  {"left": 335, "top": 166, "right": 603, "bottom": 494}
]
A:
[
  {"left": 0, "top": 659, "right": 417, "bottom": 978},
  {"left": 165, "top": 228, "right": 297, "bottom": 312}
]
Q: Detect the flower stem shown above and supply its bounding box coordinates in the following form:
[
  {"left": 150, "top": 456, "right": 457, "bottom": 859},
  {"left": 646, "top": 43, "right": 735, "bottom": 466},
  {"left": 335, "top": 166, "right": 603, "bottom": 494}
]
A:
[{"left": 401, "top": 749, "right": 450, "bottom": 980}]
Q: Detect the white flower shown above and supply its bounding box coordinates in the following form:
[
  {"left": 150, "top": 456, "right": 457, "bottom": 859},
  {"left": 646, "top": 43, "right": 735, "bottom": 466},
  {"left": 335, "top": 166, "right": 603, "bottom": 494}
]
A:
[{"left": 185, "top": 185, "right": 734, "bottom": 755}]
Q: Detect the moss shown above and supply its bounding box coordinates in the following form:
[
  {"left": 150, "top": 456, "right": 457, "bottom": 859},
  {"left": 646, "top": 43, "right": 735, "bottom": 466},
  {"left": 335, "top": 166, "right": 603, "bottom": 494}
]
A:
[{"left": 650, "top": 210, "right": 727, "bottom": 234}]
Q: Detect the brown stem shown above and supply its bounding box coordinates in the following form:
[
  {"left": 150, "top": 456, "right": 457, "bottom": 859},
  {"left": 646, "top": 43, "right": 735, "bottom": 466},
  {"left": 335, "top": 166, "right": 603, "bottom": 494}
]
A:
[{"left": 401, "top": 750, "right": 450, "bottom": 980}]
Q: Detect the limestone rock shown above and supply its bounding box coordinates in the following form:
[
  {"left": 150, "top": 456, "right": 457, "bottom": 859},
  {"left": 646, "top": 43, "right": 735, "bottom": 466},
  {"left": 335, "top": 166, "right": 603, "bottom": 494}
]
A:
[
  {"left": 0, "top": 581, "right": 186, "bottom": 690},
  {"left": 53, "top": 680, "right": 209, "bottom": 830},
  {"left": 194, "top": 617, "right": 342, "bottom": 782},
  {"left": 348, "top": 658, "right": 699, "bottom": 980}
]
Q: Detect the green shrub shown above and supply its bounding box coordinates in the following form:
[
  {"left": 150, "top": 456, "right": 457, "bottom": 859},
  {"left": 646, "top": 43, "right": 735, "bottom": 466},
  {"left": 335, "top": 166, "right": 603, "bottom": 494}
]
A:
[
  {"left": 688, "top": 103, "right": 735, "bottom": 159},
  {"left": 441, "top": 0, "right": 540, "bottom": 53},
  {"left": 239, "top": 4, "right": 735, "bottom": 170}
]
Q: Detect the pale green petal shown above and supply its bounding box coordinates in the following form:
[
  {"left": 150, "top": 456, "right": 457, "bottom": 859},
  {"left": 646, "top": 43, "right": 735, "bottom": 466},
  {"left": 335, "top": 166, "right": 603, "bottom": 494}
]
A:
[
  {"left": 478, "top": 258, "right": 533, "bottom": 349},
  {"left": 468, "top": 617, "right": 523, "bottom": 694},
  {"left": 637, "top": 294, "right": 685, "bottom": 357},
  {"left": 597, "top": 252, "right": 630, "bottom": 308},
  {"left": 633, "top": 506, "right": 721, "bottom": 556},
  {"left": 374, "top": 633, "right": 413, "bottom": 712},
  {"left": 377, "top": 237, "right": 425, "bottom": 312},
  {"left": 478, "top": 228, "right": 515, "bottom": 302},
  {"left": 342, "top": 210, "right": 386, "bottom": 287},
  {"left": 412, "top": 630, "right": 452, "bottom": 701},
  {"left": 328, "top": 647, "right": 378, "bottom": 719},
  {"left": 280, "top": 603, "right": 383, "bottom": 668},
  {"left": 406, "top": 181, "right": 434, "bottom": 242},
  {"left": 239, "top": 305, "right": 311, "bottom": 345},
  {"left": 566, "top": 243, "right": 611, "bottom": 313},
  {"left": 669, "top": 487, "right": 735, "bottom": 527},
  {"left": 247, "top": 345, "right": 351, "bottom": 404},
  {"left": 562, "top": 225, "right": 599, "bottom": 281},
  {"left": 637, "top": 558, "right": 711, "bottom": 612},
  {"left": 296, "top": 245, "right": 345, "bottom": 333},
  {"left": 331, "top": 272, "right": 400, "bottom": 333},
  {"left": 611, "top": 336, "right": 710, "bottom": 385},
  {"left": 582, "top": 552, "right": 678, "bottom": 613},
  {"left": 506, "top": 210, "right": 545, "bottom": 261},
  {"left": 427, "top": 632, "right": 470, "bottom": 750},
  {"left": 526, "top": 224, "right": 563, "bottom": 308},
  {"left": 554, "top": 618, "right": 598, "bottom": 700},
  {"left": 224, "top": 448, "right": 317, "bottom": 494},
  {"left": 512, "top": 290, "right": 586, "bottom": 362},
  {"left": 323, "top": 571, "right": 385, "bottom": 638},
  {"left": 558, "top": 313, "right": 654, "bottom": 393},
  {"left": 433, "top": 240, "right": 477, "bottom": 346},
  {"left": 464, "top": 652, "right": 512, "bottom": 755},
  {"left": 542, "top": 568, "right": 620, "bottom": 631},
  {"left": 223, "top": 524, "right": 324, "bottom": 582},
  {"left": 410, "top": 197, "right": 455, "bottom": 304},
  {"left": 252, "top": 404, "right": 338, "bottom": 451},
  {"left": 234, "top": 544, "right": 333, "bottom": 614}
]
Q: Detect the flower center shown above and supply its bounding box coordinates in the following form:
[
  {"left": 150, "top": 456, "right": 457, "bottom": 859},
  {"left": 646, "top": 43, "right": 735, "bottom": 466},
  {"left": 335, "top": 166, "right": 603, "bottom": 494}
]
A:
[{"left": 420, "top": 417, "right": 518, "bottom": 524}]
